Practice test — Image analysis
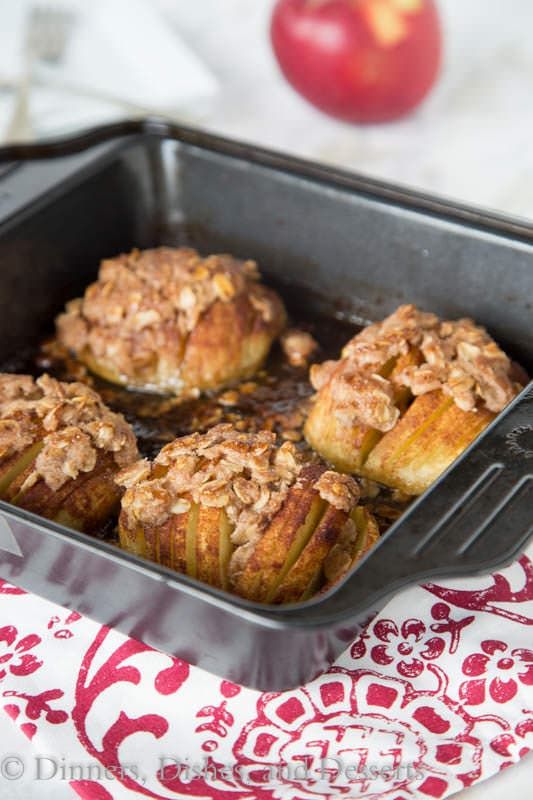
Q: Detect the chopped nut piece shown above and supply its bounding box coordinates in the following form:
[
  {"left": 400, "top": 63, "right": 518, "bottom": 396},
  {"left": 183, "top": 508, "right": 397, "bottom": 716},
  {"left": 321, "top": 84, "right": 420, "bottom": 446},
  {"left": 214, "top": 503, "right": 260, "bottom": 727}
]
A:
[
  {"left": 0, "top": 419, "right": 33, "bottom": 459},
  {"left": 213, "top": 272, "right": 236, "bottom": 301},
  {"left": 315, "top": 471, "right": 360, "bottom": 512},
  {"left": 323, "top": 545, "right": 353, "bottom": 584},
  {"left": 171, "top": 498, "right": 191, "bottom": 515},
  {"left": 310, "top": 360, "right": 337, "bottom": 391},
  {"left": 116, "top": 459, "right": 152, "bottom": 489},
  {"left": 281, "top": 329, "right": 318, "bottom": 367},
  {"left": 36, "top": 428, "right": 97, "bottom": 491},
  {"left": 281, "top": 429, "right": 302, "bottom": 442},
  {"left": 218, "top": 390, "right": 240, "bottom": 407},
  {"left": 233, "top": 477, "right": 260, "bottom": 505},
  {"left": 331, "top": 370, "right": 400, "bottom": 432},
  {"left": 359, "top": 477, "right": 381, "bottom": 499}
]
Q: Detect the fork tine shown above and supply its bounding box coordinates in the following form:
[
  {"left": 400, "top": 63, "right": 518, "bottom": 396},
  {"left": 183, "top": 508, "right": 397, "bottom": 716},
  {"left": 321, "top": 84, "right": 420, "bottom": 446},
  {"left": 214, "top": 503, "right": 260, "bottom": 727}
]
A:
[
  {"left": 28, "top": 5, "right": 75, "bottom": 64},
  {"left": 4, "top": 3, "right": 75, "bottom": 142}
]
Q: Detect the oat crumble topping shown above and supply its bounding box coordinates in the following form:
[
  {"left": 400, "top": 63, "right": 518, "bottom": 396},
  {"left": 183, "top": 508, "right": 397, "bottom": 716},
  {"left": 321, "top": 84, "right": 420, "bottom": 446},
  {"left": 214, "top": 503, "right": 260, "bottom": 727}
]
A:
[
  {"left": 310, "top": 304, "right": 521, "bottom": 430},
  {"left": 117, "top": 423, "right": 360, "bottom": 571},
  {"left": 0, "top": 373, "right": 138, "bottom": 490}
]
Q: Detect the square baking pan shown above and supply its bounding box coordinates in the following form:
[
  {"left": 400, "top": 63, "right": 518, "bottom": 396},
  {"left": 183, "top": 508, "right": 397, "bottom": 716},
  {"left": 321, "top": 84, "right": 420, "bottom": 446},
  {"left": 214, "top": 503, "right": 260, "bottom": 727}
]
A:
[{"left": 0, "top": 119, "right": 530, "bottom": 691}]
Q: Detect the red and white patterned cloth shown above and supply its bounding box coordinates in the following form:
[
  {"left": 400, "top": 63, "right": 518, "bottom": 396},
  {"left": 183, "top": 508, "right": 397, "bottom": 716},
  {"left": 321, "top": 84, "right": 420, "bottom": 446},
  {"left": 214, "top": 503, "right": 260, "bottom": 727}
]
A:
[{"left": 0, "top": 544, "right": 532, "bottom": 800}]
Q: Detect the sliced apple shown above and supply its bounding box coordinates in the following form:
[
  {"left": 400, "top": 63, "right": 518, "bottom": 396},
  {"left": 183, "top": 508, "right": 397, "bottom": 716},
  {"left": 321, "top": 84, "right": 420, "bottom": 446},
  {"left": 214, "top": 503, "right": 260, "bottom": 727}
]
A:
[
  {"left": 170, "top": 512, "right": 189, "bottom": 574},
  {"left": 363, "top": 390, "right": 495, "bottom": 495},
  {"left": 118, "top": 514, "right": 148, "bottom": 559},
  {"left": 304, "top": 349, "right": 422, "bottom": 473},
  {"left": 2, "top": 450, "right": 120, "bottom": 534},
  {"left": 232, "top": 469, "right": 328, "bottom": 602},
  {"left": 272, "top": 504, "right": 347, "bottom": 604},
  {"left": 0, "top": 441, "right": 44, "bottom": 496},
  {"left": 320, "top": 506, "right": 381, "bottom": 595},
  {"left": 196, "top": 505, "right": 225, "bottom": 588},
  {"left": 155, "top": 516, "right": 174, "bottom": 568},
  {"left": 299, "top": 567, "right": 324, "bottom": 602},
  {"left": 185, "top": 502, "right": 199, "bottom": 579},
  {"left": 218, "top": 511, "right": 233, "bottom": 591},
  {"left": 351, "top": 506, "right": 380, "bottom": 562},
  {"left": 53, "top": 470, "right": 121, "bottom": 534}
]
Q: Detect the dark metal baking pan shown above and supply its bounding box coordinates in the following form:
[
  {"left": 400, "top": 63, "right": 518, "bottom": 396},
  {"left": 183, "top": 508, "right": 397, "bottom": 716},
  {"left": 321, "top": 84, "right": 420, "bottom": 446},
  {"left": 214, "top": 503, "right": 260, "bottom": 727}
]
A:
[{"left": 0, "top": 119, "right": 530, "bottom": 691}]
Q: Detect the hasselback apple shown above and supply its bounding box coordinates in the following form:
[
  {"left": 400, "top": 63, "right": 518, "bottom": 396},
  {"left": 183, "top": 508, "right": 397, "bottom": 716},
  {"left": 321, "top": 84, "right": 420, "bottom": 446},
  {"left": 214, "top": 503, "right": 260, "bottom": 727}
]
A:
[
  {"left": 56, "top": 247, "right": 287, "bottom": 398},
  {"left": 117, "top": 424, "right": 378, "bottom": 603},
  {"left": 305, "top": 305, "right": 524, "bottom": 495}
]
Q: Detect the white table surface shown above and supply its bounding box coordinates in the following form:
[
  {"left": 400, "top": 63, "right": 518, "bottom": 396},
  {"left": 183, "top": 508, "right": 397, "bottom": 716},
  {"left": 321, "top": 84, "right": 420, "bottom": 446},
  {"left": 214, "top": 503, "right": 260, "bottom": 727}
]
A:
[
  {"left": 159, "top": 0, "right": 533, "bottom": 222},
  {"left": 1, "top": 1, "right": 532, "bottom": 798}
]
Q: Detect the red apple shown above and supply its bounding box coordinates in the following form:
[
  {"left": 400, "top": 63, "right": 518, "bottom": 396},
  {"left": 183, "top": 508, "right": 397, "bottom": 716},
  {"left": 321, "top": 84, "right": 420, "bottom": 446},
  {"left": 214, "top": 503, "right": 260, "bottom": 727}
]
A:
[{"left": 271, "top": 0, "right": 442, "bottom": 123}]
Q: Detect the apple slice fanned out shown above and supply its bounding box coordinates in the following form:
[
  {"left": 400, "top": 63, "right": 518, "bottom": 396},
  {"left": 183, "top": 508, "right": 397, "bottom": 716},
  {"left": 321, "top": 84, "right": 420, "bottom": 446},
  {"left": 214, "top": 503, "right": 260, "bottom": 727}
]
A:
[
  {"left": 362, "top": 390, "right": 495, "bottom": 495},
  {"left": 0, "top": 373, "right": 139, "bottom": 533},
  {"left": 195, "top": 503, "right": 227, "bottom": 588},
  {"left": 304, "top": 348, "right": 422, "bottom": 474},
  {"left": 0, "top": 446, "right": 126, "bottom": 534},
  {"left": 271, "top": 503, "right": 348, "bottom": 604},
  {"left": 0, "top": 441, "right": 44, "bottom": 496},
  {"left": 3, "top": 450, "right": 121, "bottom": 532},
  {"left": 231, "top": 475, "right": 327, "bottom": 603},
  {"left": 321, "top": 506, "right": 380, "bottom": 592},
  {"left": 119, "top": 499, "right": 235, "bottom": 590},
  {"left": 194, "top": 505, "right": 234, "bottom": 591}
]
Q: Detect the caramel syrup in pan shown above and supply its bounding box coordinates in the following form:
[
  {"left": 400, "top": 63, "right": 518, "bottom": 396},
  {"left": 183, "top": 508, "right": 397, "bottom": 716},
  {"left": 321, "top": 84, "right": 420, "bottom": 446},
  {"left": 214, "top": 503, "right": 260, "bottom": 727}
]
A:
[{"left": 3, "top": 307, "right": 411, "bottom": 540}]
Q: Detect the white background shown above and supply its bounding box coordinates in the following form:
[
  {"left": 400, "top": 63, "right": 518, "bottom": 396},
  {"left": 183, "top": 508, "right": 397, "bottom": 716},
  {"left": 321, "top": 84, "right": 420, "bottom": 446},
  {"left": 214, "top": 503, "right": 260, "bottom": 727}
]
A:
[{"left": 157, "top": 0, "right": 533, "bottom": 221}]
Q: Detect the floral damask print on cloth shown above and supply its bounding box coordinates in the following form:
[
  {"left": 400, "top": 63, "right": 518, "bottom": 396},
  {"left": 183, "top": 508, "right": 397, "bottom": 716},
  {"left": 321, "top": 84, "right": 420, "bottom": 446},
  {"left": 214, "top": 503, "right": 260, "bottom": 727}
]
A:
[
  {"left": 459, "top": 639, "right": 533, "bottom": 705},
  {"left": 425, "top": 555, "right": 533, "bottom": 625},
  {"left": 0, "top": 547, "right": 530, "bottom": 800},
  {"left": 0, "top": 625, "right": 42, "bottom": 681}
]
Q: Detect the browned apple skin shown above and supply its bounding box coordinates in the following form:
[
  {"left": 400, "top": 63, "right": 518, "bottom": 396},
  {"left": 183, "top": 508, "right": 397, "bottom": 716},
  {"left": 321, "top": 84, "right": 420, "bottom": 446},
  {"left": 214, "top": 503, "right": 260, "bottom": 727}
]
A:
[
  {"left": 231, "top": 468, "right": 326, "bottom": 603},
  {"left": 271, "top": 504, "right": 347, "bottom": 604},
  {"left": 119, "top": 500, "right": 232, "bottom": 588},
  {"left": 76, "top": 289, "right": 287, "bottom": 397},
  {"left": 0, "top": 450, "right": 123, "bottom": 534},
  {"left": 181, "top": 290, "right": 287, "bottom": 394},
  {"left": 0, "top": 442, "right": 43, "bottom": 495},
  {"left": 362, "top": 390, "right": 495, "bottom": 495}
]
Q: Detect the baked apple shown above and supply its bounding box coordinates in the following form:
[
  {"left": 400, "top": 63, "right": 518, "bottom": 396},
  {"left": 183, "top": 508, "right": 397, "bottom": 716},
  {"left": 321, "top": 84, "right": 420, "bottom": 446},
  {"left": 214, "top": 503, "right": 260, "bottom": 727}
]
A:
[
  {"left": 117, "top": 424, "right": 377, "bottom": 603},
  {"left": 0, "top": 373, "right": 138, "bottom": 532},
  {"left": 56, "top": 247, "right": 287, "bottom": 397},
  {"left": 305, "top": 305, "right": 524, "bottom": 495}
]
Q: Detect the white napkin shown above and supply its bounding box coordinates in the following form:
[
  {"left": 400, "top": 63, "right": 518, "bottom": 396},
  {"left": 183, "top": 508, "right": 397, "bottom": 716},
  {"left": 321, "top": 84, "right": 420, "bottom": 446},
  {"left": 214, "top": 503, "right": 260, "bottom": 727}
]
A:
[{"left": 0, "top": 0, "right": 218, "bottom": 139}]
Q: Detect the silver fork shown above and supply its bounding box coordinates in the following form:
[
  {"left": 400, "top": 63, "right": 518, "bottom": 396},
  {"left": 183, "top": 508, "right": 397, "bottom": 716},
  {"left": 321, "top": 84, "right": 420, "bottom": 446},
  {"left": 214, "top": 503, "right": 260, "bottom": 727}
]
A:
[{"left": 4, "top": 5, "right": 74, "bottom": 143}]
